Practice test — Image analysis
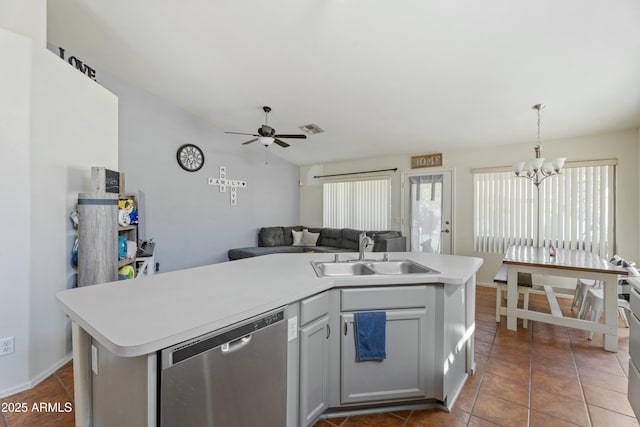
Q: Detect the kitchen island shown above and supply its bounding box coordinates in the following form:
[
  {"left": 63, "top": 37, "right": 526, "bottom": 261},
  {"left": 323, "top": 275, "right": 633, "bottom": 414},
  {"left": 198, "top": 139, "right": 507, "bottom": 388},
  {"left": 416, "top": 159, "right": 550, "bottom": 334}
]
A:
[{"left": 57, "top": 251, "right": 483, "bottom": 427}]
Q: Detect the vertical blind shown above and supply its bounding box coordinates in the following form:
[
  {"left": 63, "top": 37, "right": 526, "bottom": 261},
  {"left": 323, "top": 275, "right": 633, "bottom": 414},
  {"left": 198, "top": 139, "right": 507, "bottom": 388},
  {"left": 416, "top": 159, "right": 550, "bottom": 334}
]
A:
[
  {"left": 473, "top": 163, "right": 615, "bottom": 257},
  {"left": 323, "top": 177, "right": 390, "bottom": 230}
]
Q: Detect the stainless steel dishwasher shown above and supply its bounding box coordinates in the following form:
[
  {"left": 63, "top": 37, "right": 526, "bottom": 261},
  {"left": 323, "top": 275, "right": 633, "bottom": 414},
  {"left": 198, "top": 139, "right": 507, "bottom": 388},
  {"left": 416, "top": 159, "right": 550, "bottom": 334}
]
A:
[{"left": 160, "top": 307, "right": 288, "bottom": 427}]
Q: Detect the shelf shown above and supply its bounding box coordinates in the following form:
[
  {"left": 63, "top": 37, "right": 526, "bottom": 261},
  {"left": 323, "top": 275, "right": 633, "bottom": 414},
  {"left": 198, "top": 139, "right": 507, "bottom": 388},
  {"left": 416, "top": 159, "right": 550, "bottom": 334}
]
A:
[
  {"left": 119, "top": 225, "right": 136, "bottom": 232},
  {"left": 118, "top": 258, "right": 135, "bottom": 268}
]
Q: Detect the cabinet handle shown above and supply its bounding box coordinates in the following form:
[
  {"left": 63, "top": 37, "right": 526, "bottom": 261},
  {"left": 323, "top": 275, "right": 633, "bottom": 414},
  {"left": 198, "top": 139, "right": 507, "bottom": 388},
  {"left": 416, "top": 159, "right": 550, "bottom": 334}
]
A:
[
  {"left": 343, "top": 320, "right": 348, "bottom": 336},
  {"left": 326, "top": 324, "right": 331, "bottom": 339}
]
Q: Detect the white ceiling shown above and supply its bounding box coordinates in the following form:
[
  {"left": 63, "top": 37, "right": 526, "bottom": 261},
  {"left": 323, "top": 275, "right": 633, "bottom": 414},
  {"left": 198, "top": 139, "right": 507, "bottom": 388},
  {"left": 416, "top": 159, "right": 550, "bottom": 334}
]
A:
[{"left": 47, "top": 0, "right": 640, "bottom": 166}]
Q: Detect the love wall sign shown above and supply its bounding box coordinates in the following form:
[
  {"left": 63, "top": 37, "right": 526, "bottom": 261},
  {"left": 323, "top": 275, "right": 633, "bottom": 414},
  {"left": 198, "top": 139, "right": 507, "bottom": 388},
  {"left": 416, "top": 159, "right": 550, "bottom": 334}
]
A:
[{"left": 57, "top": 47, "right": 97, "bottom": 81}]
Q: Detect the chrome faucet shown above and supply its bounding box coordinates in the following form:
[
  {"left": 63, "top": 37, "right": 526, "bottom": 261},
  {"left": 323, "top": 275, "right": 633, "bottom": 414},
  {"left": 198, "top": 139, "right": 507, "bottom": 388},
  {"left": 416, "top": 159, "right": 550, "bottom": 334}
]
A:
[{"left": 359, "top": 231, "right": 369, "bottom": 261}]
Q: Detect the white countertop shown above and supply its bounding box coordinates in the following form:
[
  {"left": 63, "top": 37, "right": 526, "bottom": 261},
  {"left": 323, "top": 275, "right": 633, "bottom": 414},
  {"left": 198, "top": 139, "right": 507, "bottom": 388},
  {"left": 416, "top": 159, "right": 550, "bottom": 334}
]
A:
[{"left": 56, "top": 252, "right": 483, "bottom": 357}]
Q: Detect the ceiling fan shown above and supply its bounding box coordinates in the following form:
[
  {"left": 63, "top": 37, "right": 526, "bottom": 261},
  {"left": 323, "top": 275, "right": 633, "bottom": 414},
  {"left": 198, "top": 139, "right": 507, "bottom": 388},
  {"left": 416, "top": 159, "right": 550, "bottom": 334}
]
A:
[{"left": 225, "top": 106, "right": 307, "bottom": 148}]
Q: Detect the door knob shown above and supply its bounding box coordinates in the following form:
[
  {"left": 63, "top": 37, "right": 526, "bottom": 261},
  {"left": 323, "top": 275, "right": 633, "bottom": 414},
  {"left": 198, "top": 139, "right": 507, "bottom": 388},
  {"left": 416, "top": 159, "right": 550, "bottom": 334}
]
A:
[{"left": 441, "top": 229, "right": 450, "bottom": 233}]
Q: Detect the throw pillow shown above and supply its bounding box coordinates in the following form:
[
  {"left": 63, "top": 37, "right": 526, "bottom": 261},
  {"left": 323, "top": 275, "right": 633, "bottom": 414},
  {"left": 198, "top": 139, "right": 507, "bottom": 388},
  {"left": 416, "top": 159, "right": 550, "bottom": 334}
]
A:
[
  {"left": 292, "top": 229, "right": 304, "bottom": 246},
  {"left": 259, "top": 227, "right": 284, "bottom": 247},
  {"left": 301, "top": 229, "right": 320, "bottom": 246}
]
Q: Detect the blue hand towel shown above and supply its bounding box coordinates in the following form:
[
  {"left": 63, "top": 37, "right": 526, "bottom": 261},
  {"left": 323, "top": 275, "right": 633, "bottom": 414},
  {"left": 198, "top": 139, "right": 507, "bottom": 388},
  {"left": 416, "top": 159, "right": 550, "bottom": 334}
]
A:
[{"left": 354, "top": 311, "right": 386, "bottom": 361}]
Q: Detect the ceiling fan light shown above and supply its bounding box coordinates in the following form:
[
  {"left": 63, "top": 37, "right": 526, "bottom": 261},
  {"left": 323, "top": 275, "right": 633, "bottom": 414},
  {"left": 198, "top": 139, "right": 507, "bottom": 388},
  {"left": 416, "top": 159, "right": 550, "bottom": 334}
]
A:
[{"left": 259, "top": 136, "right": 274, "bottom": 146}]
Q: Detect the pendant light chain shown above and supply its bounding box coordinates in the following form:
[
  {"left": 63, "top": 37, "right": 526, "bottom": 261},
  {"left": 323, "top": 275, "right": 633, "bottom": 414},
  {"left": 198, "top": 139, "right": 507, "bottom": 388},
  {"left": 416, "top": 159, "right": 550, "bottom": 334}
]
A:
[{"left": 536, "top": 105, "right": 541, "bottom": 148}]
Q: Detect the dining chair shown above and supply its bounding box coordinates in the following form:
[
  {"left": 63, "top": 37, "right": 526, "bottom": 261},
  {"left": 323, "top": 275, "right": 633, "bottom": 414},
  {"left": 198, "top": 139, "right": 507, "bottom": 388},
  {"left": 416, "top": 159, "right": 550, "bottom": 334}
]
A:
[
  {"left": 579, "top": 284, "right": 631, "bottom": 339},
  {"left": 572, "top": 278, "right": 598, "bottom": 313}
]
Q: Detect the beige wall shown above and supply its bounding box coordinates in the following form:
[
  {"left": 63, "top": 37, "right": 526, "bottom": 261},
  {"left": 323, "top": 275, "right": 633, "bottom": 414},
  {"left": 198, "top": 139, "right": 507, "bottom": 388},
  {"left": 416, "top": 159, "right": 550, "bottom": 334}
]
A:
[
  {"left": 0, "top": 0, "right": 45, "bottom": 46},
  {"left": 0, "top": 4, "right": 118, "bottom": 396},
  {"left": 300, "top": 129, "right": 639, "bottom": 285},
  {"left": 0, "top": 26, "right": 33, "bottom": 397}
]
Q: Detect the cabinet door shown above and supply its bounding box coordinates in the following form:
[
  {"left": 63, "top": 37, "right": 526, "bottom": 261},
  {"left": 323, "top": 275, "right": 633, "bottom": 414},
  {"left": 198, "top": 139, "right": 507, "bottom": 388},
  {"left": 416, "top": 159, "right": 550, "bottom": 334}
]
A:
[
  {"left": 300, "top": 315, "right": 330, "bottom": 427},
  {"left": 341, "top": 309, "right": 428, "bottom": 404},
  {"left": 441, "top": 284, "right": 468, "bottom": 403}
]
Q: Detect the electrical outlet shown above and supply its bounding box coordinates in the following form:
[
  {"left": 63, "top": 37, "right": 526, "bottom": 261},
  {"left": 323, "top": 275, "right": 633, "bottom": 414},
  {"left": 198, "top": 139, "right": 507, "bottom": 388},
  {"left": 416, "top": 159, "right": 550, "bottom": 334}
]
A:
[{"left": 0, "top": 337, "right": 14, "bottom": 356}]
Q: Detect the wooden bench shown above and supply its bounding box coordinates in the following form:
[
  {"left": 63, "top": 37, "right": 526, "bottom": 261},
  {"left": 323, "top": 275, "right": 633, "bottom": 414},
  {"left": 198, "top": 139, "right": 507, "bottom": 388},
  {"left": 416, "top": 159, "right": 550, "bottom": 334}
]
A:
[{"left": 494, "top": 264, "right": 533, "bottom": 328}]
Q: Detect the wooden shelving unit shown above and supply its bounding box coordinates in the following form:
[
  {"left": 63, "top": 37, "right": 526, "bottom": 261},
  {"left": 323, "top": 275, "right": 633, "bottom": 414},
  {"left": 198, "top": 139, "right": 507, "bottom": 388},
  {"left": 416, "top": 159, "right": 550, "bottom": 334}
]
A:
[
  {"left": 77, "top": 167, "right": 154, "bottom": 286},
  {"left": 77, "top": 192, "right": 119, "bottom": 287},
  {"left": 77, "top": 192, "right": 141, "bottom": 286}
]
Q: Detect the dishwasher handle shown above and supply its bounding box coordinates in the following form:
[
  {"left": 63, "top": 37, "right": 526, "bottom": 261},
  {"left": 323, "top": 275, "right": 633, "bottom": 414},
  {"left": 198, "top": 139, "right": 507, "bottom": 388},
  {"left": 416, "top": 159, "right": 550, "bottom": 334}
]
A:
[
  {"left": 162, "top": 307, "right": 286, "bottom": 368},
  {"left": 221, "top": 335, "right": 252, "bottom": 354}
]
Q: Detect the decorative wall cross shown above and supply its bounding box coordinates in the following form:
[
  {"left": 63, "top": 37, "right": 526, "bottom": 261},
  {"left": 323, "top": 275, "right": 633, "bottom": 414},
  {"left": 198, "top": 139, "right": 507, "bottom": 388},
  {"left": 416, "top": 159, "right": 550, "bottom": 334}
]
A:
[{"left": 208, "top": 166, "right": 247, "bottom": 205}]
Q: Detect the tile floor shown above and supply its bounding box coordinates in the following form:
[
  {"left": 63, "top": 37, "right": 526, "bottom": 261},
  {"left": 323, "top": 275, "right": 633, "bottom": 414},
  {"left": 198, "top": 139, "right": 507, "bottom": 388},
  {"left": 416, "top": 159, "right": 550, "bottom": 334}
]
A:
[
  {"left": 0, "top": 361, "right": 74, "bottom": 427},
  {"left": 1, "top": 286, "right": 638, "bottom": 426}
]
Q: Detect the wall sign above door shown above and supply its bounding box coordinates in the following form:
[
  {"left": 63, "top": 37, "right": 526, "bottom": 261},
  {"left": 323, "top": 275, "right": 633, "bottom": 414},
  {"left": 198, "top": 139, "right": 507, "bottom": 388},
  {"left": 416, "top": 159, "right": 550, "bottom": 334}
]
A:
[{"left": 411, "top": 153, "right": 443, "bottom": 169}]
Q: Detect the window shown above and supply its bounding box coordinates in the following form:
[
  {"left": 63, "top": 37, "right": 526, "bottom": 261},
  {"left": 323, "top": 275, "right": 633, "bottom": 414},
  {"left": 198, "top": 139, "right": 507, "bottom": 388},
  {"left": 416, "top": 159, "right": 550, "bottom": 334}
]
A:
[
  {"left": 323, "top": 177, "right": 391, "bottom": 230},
  {"left": 473, "top": 161, "right": 616, "bottom": 258}
]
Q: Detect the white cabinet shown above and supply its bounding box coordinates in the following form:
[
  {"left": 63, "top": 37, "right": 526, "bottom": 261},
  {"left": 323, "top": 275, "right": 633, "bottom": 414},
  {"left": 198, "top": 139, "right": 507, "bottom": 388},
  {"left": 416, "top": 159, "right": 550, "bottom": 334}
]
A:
[
  {"left": 628, "top": 282, "right": 640, "bottom": 418},
  {"left": 300, "top": 315, "right": 330, "bottom": 426},
  {"left": 337, "top": 286, "right": 435, "bottom": 405},
  {"left": 438, "top": 284, "right": 469, "bottom": 404},
  {"left": 298, "top": 282, "right": 473, "bottom": 417},
  {"left": 299, "top": 292, "right": 330, "bottom": 427},
  {"left": 340, "top": 309, "right": 428, "bottom": 404}
]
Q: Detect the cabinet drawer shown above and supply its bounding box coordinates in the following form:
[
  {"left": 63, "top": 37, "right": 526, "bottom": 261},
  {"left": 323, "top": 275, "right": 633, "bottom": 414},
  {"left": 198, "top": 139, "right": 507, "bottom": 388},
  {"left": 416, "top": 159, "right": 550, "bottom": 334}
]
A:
[
  {"left": 631, "top": 286, "right": 640, "bottom": 316},
  {"left": 300, "top": 292, "right": 329, "bottom": 326},
  {"left": 341, "top": 286, "right": 426, "bottom": 311}
]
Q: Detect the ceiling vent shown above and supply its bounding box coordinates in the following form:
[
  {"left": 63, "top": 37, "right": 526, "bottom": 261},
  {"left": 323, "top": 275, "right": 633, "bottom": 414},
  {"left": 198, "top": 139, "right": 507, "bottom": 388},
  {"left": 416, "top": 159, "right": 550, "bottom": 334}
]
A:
[{"left": 299, "top": 124, "right": 325, "bottom": 135}]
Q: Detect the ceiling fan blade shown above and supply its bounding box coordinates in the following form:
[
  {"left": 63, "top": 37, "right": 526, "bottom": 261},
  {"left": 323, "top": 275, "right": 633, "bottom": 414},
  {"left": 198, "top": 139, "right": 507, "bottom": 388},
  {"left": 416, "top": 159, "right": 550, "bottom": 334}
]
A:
[
  {"left": 225, "top": 131, "right": 259, "bottom": 136},
  {"left": 274, "top": 134, "right": 307, "bottom": 139},
  {"left": 273, "top": 139, "right": 290, "bottom": 148},
  {"left": 242, "top": 138, "right": 259, "bottom": 145}
]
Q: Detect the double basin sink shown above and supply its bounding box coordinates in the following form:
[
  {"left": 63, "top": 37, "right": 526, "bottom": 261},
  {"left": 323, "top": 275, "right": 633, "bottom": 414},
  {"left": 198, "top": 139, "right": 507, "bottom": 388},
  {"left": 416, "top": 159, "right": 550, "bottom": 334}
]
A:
[{"left": 311, "top": 259, "right": 439, "bottom": 278}]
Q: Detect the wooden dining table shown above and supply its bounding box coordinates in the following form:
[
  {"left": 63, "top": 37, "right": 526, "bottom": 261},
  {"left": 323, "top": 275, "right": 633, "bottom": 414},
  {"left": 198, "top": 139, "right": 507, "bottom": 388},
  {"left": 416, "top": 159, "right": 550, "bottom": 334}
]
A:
[{"left": 502, "top": 244, "right": 628, "bottom": 352}]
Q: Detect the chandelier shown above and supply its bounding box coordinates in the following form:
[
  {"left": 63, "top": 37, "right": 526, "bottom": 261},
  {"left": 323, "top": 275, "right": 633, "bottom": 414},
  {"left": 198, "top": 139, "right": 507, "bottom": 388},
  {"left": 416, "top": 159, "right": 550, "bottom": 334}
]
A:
[{"left": 512, "top": 104, "right": 566, "bottom": 187}]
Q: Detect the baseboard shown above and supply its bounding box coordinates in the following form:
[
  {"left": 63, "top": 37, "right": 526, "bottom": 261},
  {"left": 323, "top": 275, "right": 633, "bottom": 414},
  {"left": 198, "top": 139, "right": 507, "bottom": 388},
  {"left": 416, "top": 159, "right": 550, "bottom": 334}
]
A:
[
  {"left": 0, "top": 380, "right": 32, "bottom": 400},
  {"left": 0, "top": 353, "right": 73, "bottom": 399}
]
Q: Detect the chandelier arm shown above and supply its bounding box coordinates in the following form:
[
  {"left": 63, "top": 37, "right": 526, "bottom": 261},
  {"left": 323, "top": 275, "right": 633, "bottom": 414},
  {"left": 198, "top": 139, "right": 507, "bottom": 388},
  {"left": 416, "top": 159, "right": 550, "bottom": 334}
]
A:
[{"left": 519, "top": 174, "right": 540, "bottom": 187}]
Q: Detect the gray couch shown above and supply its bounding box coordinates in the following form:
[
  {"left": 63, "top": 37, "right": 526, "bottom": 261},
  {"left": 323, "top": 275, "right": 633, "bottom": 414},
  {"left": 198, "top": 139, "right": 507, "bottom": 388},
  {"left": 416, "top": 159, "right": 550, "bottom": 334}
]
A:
[{"left": 228, "top": 226, "right": 406, "bottom": 260}]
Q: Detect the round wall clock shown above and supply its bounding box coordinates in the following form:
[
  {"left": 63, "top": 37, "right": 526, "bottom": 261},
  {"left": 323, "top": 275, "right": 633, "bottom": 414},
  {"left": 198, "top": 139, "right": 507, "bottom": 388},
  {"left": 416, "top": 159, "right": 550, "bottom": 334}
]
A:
[{"left": 176, "top": 144, "right": 204, "bottom": 172}]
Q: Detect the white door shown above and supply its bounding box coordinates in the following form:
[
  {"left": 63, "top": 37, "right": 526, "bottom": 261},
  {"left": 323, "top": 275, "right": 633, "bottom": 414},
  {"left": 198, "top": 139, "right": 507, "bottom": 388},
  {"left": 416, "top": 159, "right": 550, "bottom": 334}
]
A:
[{"left": 402, "top": 169, "right": 453, "bottom": 254}]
